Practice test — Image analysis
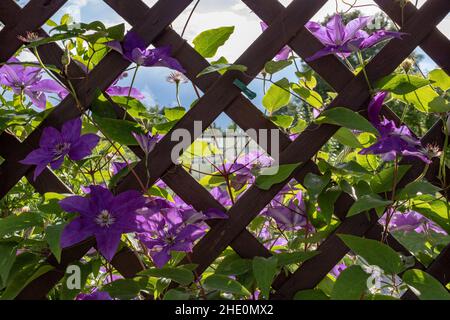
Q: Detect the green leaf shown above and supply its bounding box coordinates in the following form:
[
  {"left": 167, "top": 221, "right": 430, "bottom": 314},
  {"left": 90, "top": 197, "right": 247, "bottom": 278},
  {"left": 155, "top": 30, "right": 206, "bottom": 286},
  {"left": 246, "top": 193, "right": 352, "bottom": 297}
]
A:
[
  {"left": 106, "top": 23, "right": 125, "bottom": 40},
  {"left": 429, "top": 69, "right": 450, "bottom": 91},
  {"left": 291, "top": 118, "right": 307, "bottom": 134},
  {"left": 331, "top": 265, "right": 369, "bottom": 300},
  {"left": 270, "top": 115, "right": 294, "bottom": 129},
  {"left": 316, "top": 107, "right": 378, "bottom": 135},
  {"left": 1, "top": 264, "right": 54, "bottom": 300},
  {"left": 215, "top": 255, "right": 252, "bottom": 276},
  {"left": 255, "top": 163, "right": 300, "bottom": 190},
  {"left": 369, "top": 165, "right": 411, "bottom": 194},
  {"left": 376, "top": 74, "right": 431, "bottom": 95},
  {"left": 403, "top": 269, "right": 450, "bottom": 300},
  {"left": 291, "top": 84, "right": 323, "bottom": 109},
  {"left": 252, "top": 256, "right": 278, "bottom": 298},
  {"left": 103, "top": 277, "right": 148, "bottom": 300},
  {"left": 332, "top": 161, "right": 370, "bottom": 176},
  {"left": 163, "top": 289, "right": 190, "bottom": 300},
  {"left": 139, "top": 267, "right": 194, "bottom": 285},
  {"left": 264, "top": 60, "right": 292, "bottom": 74},
  {"left": 275, "top": 251, "right": 320, "bottom": 267},
  {"left": 203, "top": 274, "right": 250, "bottom": 296},
  {"left": 304, "top": 172, "right": 330, "bottom": 201},
  {"left": 396, "top": 181, "right": 440, "bottom": 200},
  {"left": 164, "top": 107, "right": 186, "bottom": 121},
  {"left": 393, "top": 86, "right": 438, "bottom": 113},
  {"left": 412, "top": 197, "right": 450, "bottom": 234},
  {"left": 338, "top": 234, "right": 403, "bottom": 274},
  {"left": 296, "top": 70, "right": 318, "bottom": 89},
  {"left": 333, "top": 127, "right": 363, "bottom": 148},
  {"left": 45, "top": 224, "right": 66, "bottom": 263},
  {"left": 0, "top": 213, "right": 43, "bottom": 237},
  {"left": 347, "top": 194, "right": 392, "bottom": 217},
  {"left": 197, "top": 63, "right": 247, "bottom": 77},
  {"left": 294, "top": 289, "right": 329, "bottom": 300},
  {"left": 318, "top": 188, "right": 341, "bottom": 223},
  {"left": 262, "top": 78, "right": 291, "bottom": 113},
  {"left": 0, "top": 242, "right": 17, "bottom": 285},
  {"left": 193, "top": 26, "right": 234, "bottom": 58},
  {"left": 428, "top": 96, "right": 450, "bottom": 113},
  {"left": 92, "top": 114, "right": 144, "bottom": 145}
]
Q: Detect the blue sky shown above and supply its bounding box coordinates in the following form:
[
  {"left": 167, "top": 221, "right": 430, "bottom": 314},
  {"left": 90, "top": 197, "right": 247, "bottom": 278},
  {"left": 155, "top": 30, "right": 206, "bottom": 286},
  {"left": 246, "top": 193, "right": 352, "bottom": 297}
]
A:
[{"left": 16, "top": 0, "right": 450, "bottom": 127}]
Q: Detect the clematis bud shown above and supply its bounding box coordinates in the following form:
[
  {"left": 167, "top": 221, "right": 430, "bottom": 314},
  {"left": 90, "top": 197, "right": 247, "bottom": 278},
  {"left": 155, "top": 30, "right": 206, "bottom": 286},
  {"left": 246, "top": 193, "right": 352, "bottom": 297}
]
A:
[
  {"left": 426, "top": 143, "right": 442, "bottom": 159},
  {"left": 401, "top": 58, "right": 414, "bottom": 73}
]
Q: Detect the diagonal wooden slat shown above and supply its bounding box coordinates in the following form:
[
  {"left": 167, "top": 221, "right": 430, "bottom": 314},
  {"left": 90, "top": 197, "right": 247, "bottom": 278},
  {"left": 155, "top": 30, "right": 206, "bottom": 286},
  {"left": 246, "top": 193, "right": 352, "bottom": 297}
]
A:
[{"left": 0, "top": 0, "right": 68, "bottom": 62}]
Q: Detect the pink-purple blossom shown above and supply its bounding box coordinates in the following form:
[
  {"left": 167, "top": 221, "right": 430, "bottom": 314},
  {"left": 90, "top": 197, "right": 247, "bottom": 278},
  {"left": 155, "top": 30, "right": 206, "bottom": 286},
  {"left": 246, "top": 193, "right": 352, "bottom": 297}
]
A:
[
  {"left": 76, "top": 290, "right": 112, "bottom": 300},
  {"left": 59, "top": 185, "right": 147, "bottom": 261},
  {"left": 305, "top": 15, "right": 406, "bottom": 61},
  {"left": 0, "top": 57, "right": 68, "bottom": 109},
  {"left": 20, "top": 118, "right": 99, "bottom": 180},
  {"left": 132, "top": 131, "right": 160, "bottom": 155},
  {"left": 359, "top": 92, "right": 431, "bottom": 163},
  {"left": 263, "top": 191, "right": 312, "bottom": 231},
  {"left": 106, "top": 32, "right": 185, "bottom": 73},
  {"left": 138, "top": 209, "right": 206, "bottom": 268}
]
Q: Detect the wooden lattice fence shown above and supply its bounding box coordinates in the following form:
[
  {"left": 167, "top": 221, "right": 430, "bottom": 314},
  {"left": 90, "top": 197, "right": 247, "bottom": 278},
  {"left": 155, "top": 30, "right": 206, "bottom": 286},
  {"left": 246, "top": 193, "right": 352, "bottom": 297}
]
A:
[{"left": 0, "top": 0, "right": 449, "bottom": 300}]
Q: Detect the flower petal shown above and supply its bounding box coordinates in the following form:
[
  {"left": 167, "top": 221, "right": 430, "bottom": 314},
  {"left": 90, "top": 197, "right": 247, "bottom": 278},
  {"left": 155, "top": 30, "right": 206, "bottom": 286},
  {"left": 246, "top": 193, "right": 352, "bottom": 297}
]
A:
[
  {"left": 106, "top": 85, "right": 145, "bottom": 100},
  {"left": 61, "top": 118, "right": 82, "bottom": 143},
  {"left": 68, "top": 134, "right": 99, "bottom": 161},
  {"left": 60, "top": 217, "right": 93, "bottom": 248},
  {"left": 359, "top": 30, "right": 407, "bottom": 49},
  {"left": 95, "top": 231, "right": 122, "bottom": 261},
  {"left": 59, "top": 195, "right": 93, "bottom": 216}
]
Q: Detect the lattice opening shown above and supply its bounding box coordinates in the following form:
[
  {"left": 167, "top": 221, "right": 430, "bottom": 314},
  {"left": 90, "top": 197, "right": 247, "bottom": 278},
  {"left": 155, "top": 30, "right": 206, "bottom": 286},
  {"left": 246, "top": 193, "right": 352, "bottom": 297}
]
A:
[
  {"left": 172, "top": 0, "right": 263, "bottom": 62},
  {"left": 0, "top": 177, "right": 40, "bottom": 216},
  {"left": 14, "top": 0, "right": 30, "bottom": 8}
]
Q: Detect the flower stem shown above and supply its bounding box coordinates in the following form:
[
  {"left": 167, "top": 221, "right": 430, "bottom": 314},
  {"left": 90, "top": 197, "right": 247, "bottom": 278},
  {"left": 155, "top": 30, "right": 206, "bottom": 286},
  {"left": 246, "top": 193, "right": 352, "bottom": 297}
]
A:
[{"left": 357, "top": 50, "right": 372, "bottom": 92}]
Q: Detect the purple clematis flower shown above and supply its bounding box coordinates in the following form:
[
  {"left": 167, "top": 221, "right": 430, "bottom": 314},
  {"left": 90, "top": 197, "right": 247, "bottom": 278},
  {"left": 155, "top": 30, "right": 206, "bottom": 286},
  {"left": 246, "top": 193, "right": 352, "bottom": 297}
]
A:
[
  {"left": 210, "top": 187, "right": 233, "bottom": 207},
  {"left": 132, "top": 131, "right": 160, "bottom": 155},
  {"left": 76, "top": 290, "right": 112, "bottom": 300},
  {"left": 381, "top": 210, "right": 446, "bottom": 234},
  {"left": 20, "top": 118, "right": 99, "bottom": 180},
  {"left": 110, "top": 161, "right": 128, "bottom": 176},
  {"left": 263, "top": 191, "right": 312, "bottom": 231},
  {"left": 258, "top": 221, "right": 288, "bottom": 250},
  {"left": 331, "top": 263, "right": 347, "bottom": 278},
  {"left": 359, "top": 91, "right": 431, "bottom": 163},
  {"left": 106, "top": 85, "right": 145, "bottom": 100},
  {"left": 106, "top": 32, "right": 185, "bottom": 73},
  {"left": 0, "top": 57, "right": 68, "bottom": 109},
  {"left": 260, "top": 22, "right": 292, "bottom": 61},
  {"left": 237, "top": 150, "right": 273, "bottom": 170},
  {"left": 138, "top": 210, "right": 205, "bottom": 268},
  {"left": 305, "top": 14, "right": 406, "bottom": 61},
  {"left": 217, "top": 162, "right": 254, "bottom": 191},
  {"left": 59, "top": 185, "right": 147, "bottom": 261}
]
